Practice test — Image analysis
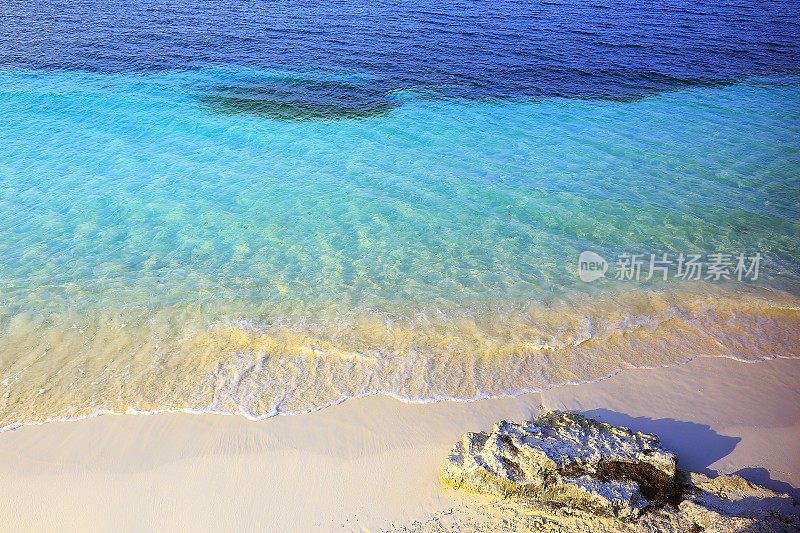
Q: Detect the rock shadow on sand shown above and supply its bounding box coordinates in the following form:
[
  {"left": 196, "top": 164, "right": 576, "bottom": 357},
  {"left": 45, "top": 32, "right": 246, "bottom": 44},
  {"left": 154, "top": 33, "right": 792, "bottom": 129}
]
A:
[
  {"left": 582, "top": 408, "right": 741, "bottom": 476},
  {"left": 735, "top": 467, "right": 800, "bottom": 500}
]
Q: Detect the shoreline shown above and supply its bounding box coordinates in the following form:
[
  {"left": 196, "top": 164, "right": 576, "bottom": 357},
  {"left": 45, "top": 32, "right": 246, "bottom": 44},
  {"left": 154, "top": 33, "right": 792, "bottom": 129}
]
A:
[
  {"left": 3, "top": 283, "right": 799, "bottom": 433},
  {"left": 2, "top": 350, "right": 797, "bottom": 434},
  {"left": 2, "top": 355, "right": 799, "bottom": 530}
]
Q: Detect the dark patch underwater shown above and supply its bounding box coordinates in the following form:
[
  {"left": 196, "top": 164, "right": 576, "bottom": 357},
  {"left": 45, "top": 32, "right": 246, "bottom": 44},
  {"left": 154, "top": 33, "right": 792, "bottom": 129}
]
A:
[{"left": 198, "top": 77, "right": 398, "bottom": 121}]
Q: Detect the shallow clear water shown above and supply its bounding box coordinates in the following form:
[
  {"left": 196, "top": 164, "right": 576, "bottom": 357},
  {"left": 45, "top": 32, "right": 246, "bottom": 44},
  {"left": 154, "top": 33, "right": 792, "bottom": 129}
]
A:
[{"left": 1, "top": 2, "right": 799, "bottom": 428}]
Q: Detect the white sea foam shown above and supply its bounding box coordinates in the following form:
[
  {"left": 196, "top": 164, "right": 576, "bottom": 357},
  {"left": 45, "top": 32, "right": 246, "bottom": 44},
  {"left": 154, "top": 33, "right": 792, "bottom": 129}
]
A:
[{"left": 1, "top": 285, "right": 798, "bottom": 432}]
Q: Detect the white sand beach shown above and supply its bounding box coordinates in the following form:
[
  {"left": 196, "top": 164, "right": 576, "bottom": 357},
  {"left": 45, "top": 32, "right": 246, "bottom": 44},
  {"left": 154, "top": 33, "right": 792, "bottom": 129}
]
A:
[{"left": 1, "top": 355, "right": 799, "bottom": 531}]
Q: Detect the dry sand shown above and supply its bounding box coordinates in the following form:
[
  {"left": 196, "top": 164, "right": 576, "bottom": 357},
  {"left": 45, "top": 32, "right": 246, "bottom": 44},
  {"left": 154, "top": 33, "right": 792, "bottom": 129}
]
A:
[{"left": 1, "top": 355, "right": 798, "bottom": 531}]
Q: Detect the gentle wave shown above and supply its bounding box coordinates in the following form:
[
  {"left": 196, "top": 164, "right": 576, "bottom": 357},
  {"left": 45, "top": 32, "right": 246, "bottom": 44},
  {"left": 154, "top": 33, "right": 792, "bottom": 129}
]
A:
[{"left": 2, "top": 284, "right": 798, "bottom": 431}]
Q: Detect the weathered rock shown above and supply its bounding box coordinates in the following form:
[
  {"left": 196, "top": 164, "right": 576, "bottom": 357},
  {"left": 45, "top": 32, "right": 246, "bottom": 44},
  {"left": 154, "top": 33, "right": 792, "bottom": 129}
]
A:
[
  {"left": 435, "top": 411, "right": 800, "bottom": 532},
  {"left": 677, "top": 472, "right": 800, "bottom": 531},
  {"left": 441, "top": 411, "right": 681, "bottom": 520},
  {"left": 388, "top": 481, "right": 800, "bottom": 533}
]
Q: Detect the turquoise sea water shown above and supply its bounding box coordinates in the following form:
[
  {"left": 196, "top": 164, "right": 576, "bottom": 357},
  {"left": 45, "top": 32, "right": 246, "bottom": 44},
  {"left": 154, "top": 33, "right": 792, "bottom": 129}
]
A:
[
  {"left": 3, "top": 68, "right": 798, "bottom": 305},
  {"left": 1, "top": 68, "right": 799, "bottom": 428}
]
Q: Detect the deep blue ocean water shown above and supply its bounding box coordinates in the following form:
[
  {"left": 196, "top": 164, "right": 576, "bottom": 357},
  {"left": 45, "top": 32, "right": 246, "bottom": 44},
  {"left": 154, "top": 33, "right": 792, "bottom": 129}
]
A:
[
  {"left": 0, "top": 1, "right": 799, "bottom": 427},
  {"left": 3, "top": 0, "right": 800, "bottom": 100}
]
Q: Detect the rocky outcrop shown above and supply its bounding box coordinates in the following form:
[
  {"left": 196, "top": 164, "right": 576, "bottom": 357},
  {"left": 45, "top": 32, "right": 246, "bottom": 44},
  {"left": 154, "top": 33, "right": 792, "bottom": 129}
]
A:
[
  {"left": 676, "top": 472, "right": 800, "bottom": 531},
  {"left": 437, "top": 411, "right": 800, "bottom": 532},
  {"left": 441, "top": 411, "right": 681, "bottom": 520}
]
